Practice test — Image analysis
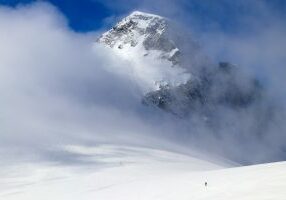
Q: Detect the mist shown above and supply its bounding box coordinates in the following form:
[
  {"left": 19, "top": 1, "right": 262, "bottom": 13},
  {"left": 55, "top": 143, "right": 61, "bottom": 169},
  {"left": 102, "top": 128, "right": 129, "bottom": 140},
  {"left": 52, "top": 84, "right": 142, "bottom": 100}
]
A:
[
  {"left": 0, "top": 2, "right": 191, "bottom": 165},
  {"left": 0, "top": 1, "right": 285, "bottom": 166},
  {"left": 95, "top": 0, "right": 286, "bottom": 164}
]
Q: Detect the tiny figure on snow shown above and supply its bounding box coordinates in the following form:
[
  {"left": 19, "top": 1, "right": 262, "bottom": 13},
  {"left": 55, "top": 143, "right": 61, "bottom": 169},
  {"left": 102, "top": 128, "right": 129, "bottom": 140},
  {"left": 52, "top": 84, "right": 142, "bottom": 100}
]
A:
[{"left": 205, "top": 181, "right": 207, "bottom": 187}]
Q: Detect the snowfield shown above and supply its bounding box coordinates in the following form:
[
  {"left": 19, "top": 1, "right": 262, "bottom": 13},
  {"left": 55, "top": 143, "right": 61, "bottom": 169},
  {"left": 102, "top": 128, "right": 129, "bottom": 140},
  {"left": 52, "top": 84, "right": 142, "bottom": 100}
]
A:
[{"left": 0, "top": 144, "right": 285, "bottom": 200}]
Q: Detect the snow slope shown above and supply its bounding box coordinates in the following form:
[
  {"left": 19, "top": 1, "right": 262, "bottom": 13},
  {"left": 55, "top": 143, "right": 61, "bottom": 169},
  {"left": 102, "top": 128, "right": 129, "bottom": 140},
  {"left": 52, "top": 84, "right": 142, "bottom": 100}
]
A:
[{"left": 0, "top": 144, "right": 285, "bottom": 200}]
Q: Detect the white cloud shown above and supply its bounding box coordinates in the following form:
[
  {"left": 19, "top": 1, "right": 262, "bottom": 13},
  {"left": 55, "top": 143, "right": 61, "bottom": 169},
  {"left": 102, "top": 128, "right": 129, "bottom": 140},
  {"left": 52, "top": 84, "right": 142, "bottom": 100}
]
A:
[
  {"left": 0, "top": 2, "right": 150, "bottom": 149},
  {"left": 0, "top": 1, "right": 285, "bottom": 165}
]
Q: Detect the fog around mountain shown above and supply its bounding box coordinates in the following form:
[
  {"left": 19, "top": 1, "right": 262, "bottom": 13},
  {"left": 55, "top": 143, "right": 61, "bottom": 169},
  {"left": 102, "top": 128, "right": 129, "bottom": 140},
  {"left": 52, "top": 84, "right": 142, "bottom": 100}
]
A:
[{"left": 0, "top": 2, "right": 286, "bottom": 166}]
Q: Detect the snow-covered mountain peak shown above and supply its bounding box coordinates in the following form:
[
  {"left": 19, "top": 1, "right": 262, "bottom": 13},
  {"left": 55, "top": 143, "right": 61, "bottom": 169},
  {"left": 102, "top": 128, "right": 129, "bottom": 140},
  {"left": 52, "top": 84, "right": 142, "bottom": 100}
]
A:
[
  {"left": 126, "top": 11, "right": 164, "bottom": 28},
  {"left": 97, "top": 11, "right": 191, "bottom": 92},
  {"left": 98, "top": 11, "right": 172, "bottom": 54}
]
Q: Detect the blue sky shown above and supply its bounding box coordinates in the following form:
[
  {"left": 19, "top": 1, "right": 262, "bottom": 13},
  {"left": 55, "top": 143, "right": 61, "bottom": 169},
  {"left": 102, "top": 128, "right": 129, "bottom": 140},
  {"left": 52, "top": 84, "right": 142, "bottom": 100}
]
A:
[
  {"left": 0, "top": 0, "right": 112, "bottom": 31},
  {"left": 0, "top": 0, "right": 285, "bottom": 33}
]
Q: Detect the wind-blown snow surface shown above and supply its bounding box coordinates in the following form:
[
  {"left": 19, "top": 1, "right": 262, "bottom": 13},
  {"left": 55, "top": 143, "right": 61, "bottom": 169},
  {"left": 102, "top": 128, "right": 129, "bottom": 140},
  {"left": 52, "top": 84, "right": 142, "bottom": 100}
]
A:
[{"left": 0, "top": 144, "right": 285, "bottom": 200}]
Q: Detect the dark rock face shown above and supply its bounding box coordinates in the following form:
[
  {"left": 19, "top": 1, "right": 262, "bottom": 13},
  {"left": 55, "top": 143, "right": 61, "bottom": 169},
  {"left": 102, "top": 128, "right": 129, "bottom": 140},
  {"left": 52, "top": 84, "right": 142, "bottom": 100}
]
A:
[
  {"left": 143, "top": 62, "right": 262, "bottom": 117},
  {"left": 143, "top": 80, "right": 206, "bottom": 116}
]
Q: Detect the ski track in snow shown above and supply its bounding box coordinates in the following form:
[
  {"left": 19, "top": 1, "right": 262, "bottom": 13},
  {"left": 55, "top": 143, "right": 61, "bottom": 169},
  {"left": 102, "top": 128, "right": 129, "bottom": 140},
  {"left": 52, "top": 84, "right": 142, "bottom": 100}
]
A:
[{"left": 0, "top": 144, "right": 285, "bottom": 200}]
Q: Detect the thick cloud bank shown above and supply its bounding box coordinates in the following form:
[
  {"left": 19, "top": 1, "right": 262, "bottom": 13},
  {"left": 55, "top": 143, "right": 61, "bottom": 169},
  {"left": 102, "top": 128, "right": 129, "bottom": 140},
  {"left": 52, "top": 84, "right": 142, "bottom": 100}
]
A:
[
  {"left": 0, "top": 3, "right": 183, "bottom": 162},
  {"left": 0, "top": 2, "right": 285, "bottom": 165}
]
